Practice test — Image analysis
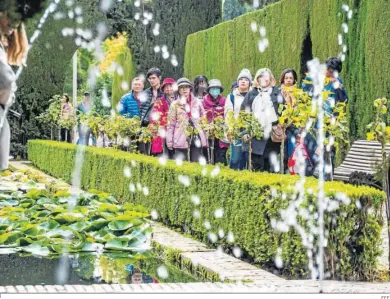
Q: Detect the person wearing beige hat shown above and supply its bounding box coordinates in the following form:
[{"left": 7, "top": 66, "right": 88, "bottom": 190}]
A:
[{"left": 166, "top": 78, "right": 207, "bottom": 162}]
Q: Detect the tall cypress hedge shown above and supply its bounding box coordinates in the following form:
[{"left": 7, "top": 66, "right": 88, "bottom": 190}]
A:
[
  {"left": 111, "top": 46, "right": 135, "bottom": 109},
  {"left": 184, "top": 0, "right": 390, "bottom": 140}
]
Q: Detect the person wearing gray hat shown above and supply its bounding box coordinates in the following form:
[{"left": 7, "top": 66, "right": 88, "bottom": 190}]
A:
[{"left": 225, "top": 69, "right": 252, "bottom": 170}]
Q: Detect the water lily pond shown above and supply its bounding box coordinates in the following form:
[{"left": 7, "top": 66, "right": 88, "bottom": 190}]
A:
[
  {"left": 0, "top": 251, "right": 198, "bottom": 285},
  {"left": 0, "top": 170, "right": 198, "bottom": 285}
]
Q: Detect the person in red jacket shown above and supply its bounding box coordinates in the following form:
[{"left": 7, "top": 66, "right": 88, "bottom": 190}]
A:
[
  {"left": 150, "top": 78, "right": 177, "bottom": 158},
  {"left": 203, "top": 79, "right": 229, "bottom": 165}
]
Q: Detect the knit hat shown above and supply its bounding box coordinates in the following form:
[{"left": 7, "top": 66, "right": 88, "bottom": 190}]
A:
[
  {"left": 207, "top": 79, "right": 224, "bottom": 93},
  {"left": 177, "top": 77, "right": 193, "bottom": 89},
  {"left": 237, "top": 68, "right": 252, "bottom": 83},
  {"left": 160, "top": 78, "right": 176, "bottom": 92}
]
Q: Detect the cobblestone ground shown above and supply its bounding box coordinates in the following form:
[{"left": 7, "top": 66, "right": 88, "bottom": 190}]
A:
[{"left": 2, "top": 161, "right": 390, "bottom": 293}]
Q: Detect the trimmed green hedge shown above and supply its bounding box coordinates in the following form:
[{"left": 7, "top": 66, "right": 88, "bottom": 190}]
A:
[
  {"left": 111, "top": 47, "right": 135, "bottom": 109},
  {"left": 28, "top": 140, "right": 385, "bottom": 280},
  {"left": 184, "top": 0, "right": 390, "bottom": 140}
]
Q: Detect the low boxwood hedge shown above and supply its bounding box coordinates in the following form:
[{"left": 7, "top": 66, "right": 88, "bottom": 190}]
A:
[{"left": 28, "top": 140, "right": 385, "bottom": 280}]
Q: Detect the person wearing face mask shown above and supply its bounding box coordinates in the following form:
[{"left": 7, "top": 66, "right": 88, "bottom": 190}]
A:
[
  {"left": 150, "top": 77, "right": 177, "bottom": 158},
  {"left": 225, "top": 69, "right": 252, "bottom": 170},
  {"left": 166, "top": 78, "right": 207, "bottom": 162},
  {"left": 240, "top": 68, "right": 284, "bottom": 172},
  {"left": 0, "top": 0, "right": 44, "bottom": 171},
  {"left": 203, "top": 79, "right": 229, "bottom": 165},
  {"left": 193, "top": 75, "right": 208, "bottom": 101}
]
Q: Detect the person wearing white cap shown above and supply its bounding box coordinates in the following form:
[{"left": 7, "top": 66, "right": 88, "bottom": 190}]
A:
[
  {"left": 166, "top": 78, "right": 207, "bottom": 162},
  {"left": 225, "top": 69, "right": 252, "bottom": 170}
]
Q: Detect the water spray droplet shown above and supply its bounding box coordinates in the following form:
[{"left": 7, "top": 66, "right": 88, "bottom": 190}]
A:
[{"left": 157, "top": 265, "right": 168, "bottom": 279}]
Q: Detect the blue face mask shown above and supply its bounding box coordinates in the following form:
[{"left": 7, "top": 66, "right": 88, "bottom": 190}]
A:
[{"left": 209, "top": 88, "right": 220, "bottom": 98}]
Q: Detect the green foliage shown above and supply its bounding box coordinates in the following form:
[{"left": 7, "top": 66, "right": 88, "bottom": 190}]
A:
[
  {"left": 10, "top": 0, "right": 107, "bottom": 158},
  {"left": 184, "top": 0, "right": 390, "bottom": 142},
  {"left": 111, "top": 46, "right": 135, "bottom": 109},
  {"left": 28, "top": 140, "right": 386, "bottom": 280}
]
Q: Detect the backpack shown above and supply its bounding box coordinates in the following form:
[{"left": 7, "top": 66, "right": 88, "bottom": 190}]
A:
[{"left": 288, "top": 143, "right": 313, "bottom": 175}]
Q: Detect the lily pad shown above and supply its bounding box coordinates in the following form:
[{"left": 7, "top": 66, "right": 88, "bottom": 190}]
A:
[
  {"left": 22, "top": 243, "right": 51, "bottom": 256},
  {"left": 38, "top": 220, "right": 61, "bottom": 230},
  {"left": 54, "top": 213, "right": 85, "bottom": 224},
  {"left": 108, "top": 220, "right": 136, "bottom": 231}
]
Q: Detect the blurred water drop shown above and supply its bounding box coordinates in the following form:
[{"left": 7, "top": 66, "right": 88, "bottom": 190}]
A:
[
  {"left": 193, "top": 210, "right": 200, "bottom": 218},
  {"left": 158, "top": 155, "right": 168, "bottom": 165},
  {"left": 157, "top": 265, "right": 168, "bottom": 279},
  {"left": 233, "top": 246, "right": 242, "bottom": 258},
  {"left": 154, "top": 45, "right": 161, "bottom": 53},
  {"left": 227, "top": 232, "right": 234, "bottom": 243},
  {"left": 151, "top": 209, "right": 158, "bottom": 220},
  {"left": 100, "top": 0, "right": 113, "bottom": 12},
  {"left": 208, "top": 232, "right": 218, "bottom": 243},
  {"left": 129, "top": 183, "right": 136, "bottom": 193},
  {"left": 259, "top": 26, "right": 266, "bottom": 37},
  {"left": 191, "top": 195, "right": 200, "bottom": 206},
  {"left": 214, "top": 208, "right": 224, "bottom": 218},
  {"left": 250, "top": 21, "right": 257, "bottom": 32},
  {"left": 218, "top": 229, "right": 225, "bottom": 239},
  {"left": 204, "top": 220, "right": 211, "bottom": 230},
  {"left": 142, "top": 186, "right": 149, "bottom": 196},
  {"left": 124, "top": 167, "right": 131, "bottom": 178},
  {"left": 211, "top": 166, "right": 220, "bottom": 177},
  {"left": 178, "top": 175, "right": 190, "bottom": 187},
  {"left": 199, "top": 156, "right": 207, "bottom": 166}
]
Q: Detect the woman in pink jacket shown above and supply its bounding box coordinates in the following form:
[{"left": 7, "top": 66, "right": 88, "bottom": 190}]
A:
[
  {"left": 202, "top": 79, "right": 229, "bottom": 165},
  {"left": 166, "top": 78, "right": 207, "bottom": 162},
  {"left": 150, "top": 78, "right": 177, "bottom": 158}
]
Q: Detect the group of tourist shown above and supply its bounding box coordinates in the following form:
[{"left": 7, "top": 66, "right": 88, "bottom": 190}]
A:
[{"left": 117, "top": 58, "right": 348, "bottom": 175}]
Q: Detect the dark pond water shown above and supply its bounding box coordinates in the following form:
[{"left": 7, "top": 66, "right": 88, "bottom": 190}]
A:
[{"left": 0, "top": 251, "right": 198, "bottom": 286}]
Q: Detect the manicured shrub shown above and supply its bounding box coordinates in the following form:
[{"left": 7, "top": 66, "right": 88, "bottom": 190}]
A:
[{"left": 28, "top": 140, "right": 385, "bottom": 280}]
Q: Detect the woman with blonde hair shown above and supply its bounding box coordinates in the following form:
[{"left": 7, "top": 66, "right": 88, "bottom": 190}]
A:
[
  {"left": 0, "top": 0, "right": 44, "bottom": 170},
  {"left": 240, "top": 68, "right": 284, "bottom": 172}
]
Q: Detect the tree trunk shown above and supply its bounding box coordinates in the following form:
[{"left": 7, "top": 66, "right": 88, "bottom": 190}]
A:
[
  {"left": 58, "top": 127, "right": 61, "bottom": 142},
  {"left": 65, "top": 130, "right": 68, "bottom": 143},
  {"left": 382, "top": 150, "right": 390, "bottom": 273},
  {"left": 51, "top": 127, "right": 53, "bottom": 140},
  {"left": 102, "top": 133, "right": 106, "bottom": 148},
  {"left": 188, "top": 135, "right": 192, "bottom": 162},
  {"left": 248, "top": 139, "right": 252, "bottom": 171},
  {"left": 280, "top": 132, "right": 285, "bottom": 174},
  {"left": 211, "top": 137, "right": 215, "bottom": 165}
]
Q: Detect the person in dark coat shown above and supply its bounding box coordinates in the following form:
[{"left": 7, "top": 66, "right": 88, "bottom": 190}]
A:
[
  {"left": 139, "top": 67, "right": 164, "bottom": 155},
  {"left": 240, "top": 68, "right": 284, "bottom": 172}
]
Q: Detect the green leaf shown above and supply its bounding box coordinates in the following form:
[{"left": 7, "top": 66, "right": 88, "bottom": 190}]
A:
[
  {"left": 38, "top": 220, "right": 61, "bottom": 230},
  {"left": 107, "top": 220, "right": 137, "bottom": 231},
  {"left": 54, "top": 213, "right": 85, "bottom": 224}
]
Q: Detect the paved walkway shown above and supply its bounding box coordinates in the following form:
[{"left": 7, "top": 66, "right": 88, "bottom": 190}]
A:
[{"left": 2, "top": 161, "right": 390, "bottom": 293}]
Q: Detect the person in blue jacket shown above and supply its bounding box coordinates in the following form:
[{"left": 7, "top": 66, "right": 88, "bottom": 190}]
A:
[
  {"left": 301, "top": 56, "right": 348, "bottom": 179},
  {"left": 117, "top": 77, "right": 145, "bottom": 118}
]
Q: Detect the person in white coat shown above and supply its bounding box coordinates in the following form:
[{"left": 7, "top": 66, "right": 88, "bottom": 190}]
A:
[
  {"left": 0, "top": 1, "right": 44, "bottom": 170},
  {"left": 224, "top": 69, "right": 252, "bottom": 170}
]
